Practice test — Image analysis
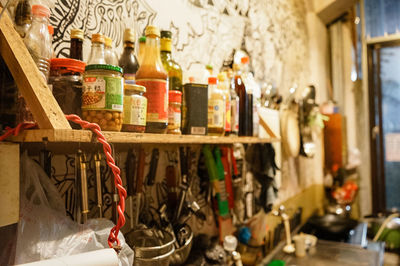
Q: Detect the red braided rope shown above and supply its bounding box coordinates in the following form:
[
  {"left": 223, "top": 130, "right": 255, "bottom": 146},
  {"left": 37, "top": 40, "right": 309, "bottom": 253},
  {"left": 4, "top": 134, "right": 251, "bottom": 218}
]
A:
[
  {"left": 0, "top": 115, "right": 127, "bottom": 250},
  {"left": 65, "top": 114, "right": 126, "bottom": 249}
]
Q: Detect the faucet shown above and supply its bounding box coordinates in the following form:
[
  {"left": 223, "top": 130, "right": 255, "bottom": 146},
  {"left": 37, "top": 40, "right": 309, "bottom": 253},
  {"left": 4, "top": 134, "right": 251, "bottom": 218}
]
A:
[{"left": 273, "top": 205, "right": 295, "bottom": 254}]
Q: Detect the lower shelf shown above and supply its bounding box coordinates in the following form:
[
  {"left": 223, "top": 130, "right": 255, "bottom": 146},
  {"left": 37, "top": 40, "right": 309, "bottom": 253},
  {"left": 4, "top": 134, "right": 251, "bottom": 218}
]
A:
[{"left": 10, "top": 129, "right": 280, "bottom": 144}]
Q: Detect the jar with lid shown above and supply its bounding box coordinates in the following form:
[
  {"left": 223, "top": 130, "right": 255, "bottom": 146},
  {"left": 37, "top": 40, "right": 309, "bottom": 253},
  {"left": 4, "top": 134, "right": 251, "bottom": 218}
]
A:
[
  {"left": 49, "top": 58, "right": 86, "bottom": 129},
  {"left": 82, "top": 64, "right": 124, "bottom": 131},
  {"left": 167, "top": 90, "right": 182, "bottom": 135},
  {"left": 122, "top": 84, "right": 147, "bottom": 133}
]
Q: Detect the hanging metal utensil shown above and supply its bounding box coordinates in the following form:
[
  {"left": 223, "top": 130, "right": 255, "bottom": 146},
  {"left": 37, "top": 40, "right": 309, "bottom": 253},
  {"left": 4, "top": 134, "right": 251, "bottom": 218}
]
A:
[
  {"left": 126, "top": 148, "right": 137, "bottom": 229},
  {"left": 94, "top": 152, "right": 103, "bottom": 218},
  {"left": 146, "top": 148, "right": 159, "bottom": 186},
  {"left": 135, "top": 147, "right": 145, "bottom": 227},
  {"left": 78, "top": 150, "right": 89, "bottom": 223}
]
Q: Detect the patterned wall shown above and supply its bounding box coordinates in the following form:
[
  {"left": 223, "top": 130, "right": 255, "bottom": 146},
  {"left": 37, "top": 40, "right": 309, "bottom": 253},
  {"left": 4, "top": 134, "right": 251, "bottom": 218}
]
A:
[{"left": 50, "top": 0, "right": 309, "bottom": 89}]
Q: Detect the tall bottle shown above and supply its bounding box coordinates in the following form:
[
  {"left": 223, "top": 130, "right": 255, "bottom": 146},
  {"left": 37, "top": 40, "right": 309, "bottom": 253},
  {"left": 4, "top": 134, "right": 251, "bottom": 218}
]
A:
[
  {"left": 229, "top": 68, "right": 239, "bottom": 135},
  {"left": 24, "top": 4, "right": 52, "bottom": 81},
  {"left": 160, "top": 30, "right": 182, "bottom": 92},
  {"left": 87, "top": 33, "right": 106, "bottom": 65},
  {"left": 218, "top": 72, "right": 231, "bottom": 135},
  {"left": 138, "top": 35, "right": 146, "bottom": 65},
  {"left": 104, "top": 36, "right": 119, "bottom": 66},
  {"left": 135, "top": 25, "right": 168, "bottom": 133},
  {"left": 70, "top": 29, "right": 84, "bottom": 61},
  {"left": 14, "top": 0, "right": 31, "bottom": 38},
  {"left": 119, "top": 29, "right": 139, "bottom": 84},
  {"left": 234, "top": 57, "right": 253, "bottom": 136},
  {"left": 207, "top": 77, "right": 225, "bottom": 136}
]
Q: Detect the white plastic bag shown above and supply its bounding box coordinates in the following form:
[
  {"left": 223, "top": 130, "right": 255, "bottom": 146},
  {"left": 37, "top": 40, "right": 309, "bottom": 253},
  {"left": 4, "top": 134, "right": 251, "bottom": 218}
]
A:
[{"left": 15, "top": 152, "right": 133, "bottom": 266}]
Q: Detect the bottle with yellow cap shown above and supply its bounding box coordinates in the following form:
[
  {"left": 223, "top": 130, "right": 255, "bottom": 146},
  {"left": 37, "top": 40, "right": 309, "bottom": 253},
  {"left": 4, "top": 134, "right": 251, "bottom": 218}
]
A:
[
  {"left": 104, "top": 36, "right": 119, "bottom": 66},
  {"left": 87, "top": 33, "right": 106, "bottom": 65},
  {"left": 119, "top": 29, "right": 139, "bottom": 84},
  {"left": 135, "top": 25, "right": 168, "bottom": 133},
  {"left": 160, "top": 30, "right": 182, "bottom": 92},
  {"left": 70, "top": 29, "right": 84, "bottom": 61}
]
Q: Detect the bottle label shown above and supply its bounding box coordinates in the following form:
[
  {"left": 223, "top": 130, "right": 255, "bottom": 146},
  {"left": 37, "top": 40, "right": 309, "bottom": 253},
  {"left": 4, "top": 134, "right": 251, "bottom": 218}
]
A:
[
  {"left": 124, "top": 73, "right": 136, "bottom": 85},
  {"left": 82, "top": 75, "right": 123, "bottom": 111},
  {"left": 191, "top": 127, "right": 206, "bottom": 135},
  {"left": 168, "top": 105, "right": 181, "bottom": 128},
  {"left": 136, "top": 79, "right": 168, "bottom": 123},
  {"left": 208, "top": 99, "right": 224, "bottom": 128},
  {"left": 225, "top": 100, "right": 231, "bottom": 131},
  {"left": 123, "top": 95, "right": 147, "bottom": 126}
]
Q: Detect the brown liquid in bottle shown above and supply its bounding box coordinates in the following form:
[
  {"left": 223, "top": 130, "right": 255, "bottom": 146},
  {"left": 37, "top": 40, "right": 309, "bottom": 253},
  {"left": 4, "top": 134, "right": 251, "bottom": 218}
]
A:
[
  {"left": 135, "top": 26, "right": 168, "bottom": 133},
  {"left": 235, "top": 74, "right": 253, "bottom": 136}
]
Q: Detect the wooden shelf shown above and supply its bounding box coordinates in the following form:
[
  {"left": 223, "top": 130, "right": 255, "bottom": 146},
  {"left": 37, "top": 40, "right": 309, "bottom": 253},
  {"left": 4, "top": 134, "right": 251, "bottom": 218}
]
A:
[{"left": 10, "top": 129, "right": 280, "bottom": 144}]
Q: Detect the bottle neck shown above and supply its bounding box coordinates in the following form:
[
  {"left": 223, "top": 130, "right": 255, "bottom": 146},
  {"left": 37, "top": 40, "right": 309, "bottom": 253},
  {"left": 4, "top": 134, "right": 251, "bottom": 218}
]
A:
[
  {"left": 31, "top": 15, "right": 48, "bottom": 25},
  {"left": 161, "top": 50, "right": 172, "bottom": 60},
  {"left": 124, "top": 41, "right": 135, "bottom": 49},
  {"left": 142, "top": 35, "right": 163, "bottom": 67}
]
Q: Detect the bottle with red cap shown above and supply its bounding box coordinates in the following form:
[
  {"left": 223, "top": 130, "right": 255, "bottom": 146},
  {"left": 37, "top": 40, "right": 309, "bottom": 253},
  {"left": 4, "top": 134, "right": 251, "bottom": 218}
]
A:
[
  {"left": 24, "top": 4, "right": 52, "bottom": 81},
  {"left": 207, "top": 76, "right": 226, "bottom": 136}
]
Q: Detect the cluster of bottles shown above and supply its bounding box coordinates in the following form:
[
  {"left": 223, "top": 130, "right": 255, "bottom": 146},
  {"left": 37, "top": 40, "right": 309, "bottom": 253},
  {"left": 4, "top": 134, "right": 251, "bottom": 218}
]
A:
[{"left": 12, "top": 2, "right": 258, "bottom": 137}]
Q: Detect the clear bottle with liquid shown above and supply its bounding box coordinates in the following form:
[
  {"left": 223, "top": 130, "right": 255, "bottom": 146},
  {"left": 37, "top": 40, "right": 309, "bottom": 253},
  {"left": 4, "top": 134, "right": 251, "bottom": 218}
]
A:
[
  {"left": 87, "top": 33, "right": 106, "bottom": 65},
  {"left": 104, "top": 36, "right": 119, "bottom": 66},
  {"left": 207, "top": 76, "right": 225, "bottom": 136},
  {"left": 24, "top": 4, "right": 52, "bottom": 81},
  {"left": 218, "top": 72, "right": 231, "bottom": 135}
]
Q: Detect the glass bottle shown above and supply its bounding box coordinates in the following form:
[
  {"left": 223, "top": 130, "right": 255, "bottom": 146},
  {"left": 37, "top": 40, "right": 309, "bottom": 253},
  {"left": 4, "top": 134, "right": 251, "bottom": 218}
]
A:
[
  {"left": 119, "top": 29, "right": 139, "bottom": 84},
  {"left": 70, "top": 29, "right": 84, "bottom": 61},
  {"left": 104, "top": 36, "right": 119, "bottom": 66},
  {"left": 87, "top": 33, "right": 106, "bottom": 65},
  {"left": 48, "top": 25, "right": 54, "bottom": 59},
  {"left": 207, "top": 76, "right": 225, "bottom": 136},
  {"left": 229, "top": 68, "right": 239, "bottom": 135},
  {"left": 160, "top": 30, "right": 182, "bottom": 92},
  {"left": 138, "top": 35, "right": 146, "bottom": 65},
  {"left": 234, "top": 57, "right": 253, "bottom": 136},
  {"left": 24, "top": 4, "right": 52, "bottom": 81},
  {"left": 218, "top": 72, "right": 231, "bottom": 135},
  {"left": 14, "top": 0, "right": 31, "bottom": 38},
  {"left": 135, "top": 25, "right": 168, "bottom": 133}
]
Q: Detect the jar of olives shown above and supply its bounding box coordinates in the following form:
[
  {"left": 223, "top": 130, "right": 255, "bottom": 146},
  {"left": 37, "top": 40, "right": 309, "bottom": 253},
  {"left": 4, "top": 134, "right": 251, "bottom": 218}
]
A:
[{"left": 82, "top": 64, "right": 124, "bottom": 131}]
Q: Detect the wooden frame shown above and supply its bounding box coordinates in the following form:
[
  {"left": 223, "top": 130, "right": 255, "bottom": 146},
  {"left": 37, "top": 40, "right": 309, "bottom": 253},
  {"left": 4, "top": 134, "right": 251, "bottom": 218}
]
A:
[{"left": 0, "top": 6, "right": 71, "bottom": 130}]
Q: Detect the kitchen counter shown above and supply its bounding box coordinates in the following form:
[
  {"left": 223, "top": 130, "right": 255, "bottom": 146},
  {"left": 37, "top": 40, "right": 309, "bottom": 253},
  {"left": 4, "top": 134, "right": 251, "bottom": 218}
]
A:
[{"left": 261, "top": 239, "right": 383, "bottom": 266}]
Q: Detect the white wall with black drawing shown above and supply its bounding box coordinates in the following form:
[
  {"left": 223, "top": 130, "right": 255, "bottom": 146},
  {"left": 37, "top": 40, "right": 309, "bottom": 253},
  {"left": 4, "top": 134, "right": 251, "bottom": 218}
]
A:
[{"left": 50, "top": 0, "right": 309, "bottom": 89}]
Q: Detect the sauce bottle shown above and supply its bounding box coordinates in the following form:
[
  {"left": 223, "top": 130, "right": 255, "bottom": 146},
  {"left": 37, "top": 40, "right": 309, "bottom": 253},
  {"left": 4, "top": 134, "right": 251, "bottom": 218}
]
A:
[
  {"left": 207, "top": 77, "right": 225, "bottom": 136},
  {"left": 135, "top": 26, "right": 168, "bottom": 133},
  {"left": 87, "top": 33, "right": 106, "bottom": 65},
  {"left": 119, "top": 29, "right": 139, "bottom": 84},
  {"left": 104, "top": 36, "right": 118, "bottom": 66},
  {"left": 218, "top": 72, "right": 231, "bottom": 135},
  {"left": 160, "top": 30, "right": 182, "bottom": 92},
  {"left": 138, "top": 35, "right": 146, "bottom": 65},
  {"left": 70, "top": 29, "right": 84, "bottom": 61},
  {"left": 234, "top": 57, "right": 253, "bottom": 136}
]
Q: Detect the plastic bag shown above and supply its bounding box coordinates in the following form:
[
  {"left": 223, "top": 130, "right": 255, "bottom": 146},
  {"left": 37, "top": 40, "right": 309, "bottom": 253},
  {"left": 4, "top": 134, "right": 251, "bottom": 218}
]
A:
[{"left": 15, "top": 152, "right": 134, "bottom": 266}]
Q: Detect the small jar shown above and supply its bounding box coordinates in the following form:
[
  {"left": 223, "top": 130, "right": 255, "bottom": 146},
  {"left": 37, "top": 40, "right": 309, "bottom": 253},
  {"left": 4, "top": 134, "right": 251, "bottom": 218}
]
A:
[
  {"left": 82, "top": 64, "right": 124, "bottom": 131},
  {"left": 122, "top": 84, "right": 147, "bottom": 132},
  {"left": 49, "top": 58, "right": 85, "bottom": 129},
  {"left": 167, "top": 90, "right": 182, "bottom": 134}
]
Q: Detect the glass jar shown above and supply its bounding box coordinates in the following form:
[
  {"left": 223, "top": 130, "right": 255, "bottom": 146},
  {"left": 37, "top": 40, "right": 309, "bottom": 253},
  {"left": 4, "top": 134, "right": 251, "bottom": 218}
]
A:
[
  {"left": 122, "top": 84, "right": 147, "bottom": 133},
  {"left": 167, "top": 90, "right": 182, "bottom": 135},
  {"left": 82, "top": 64, "right": 124, "bottom": 131},
  {"left": 49, "top": 58, "right": 85, "bottom": 129}
]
